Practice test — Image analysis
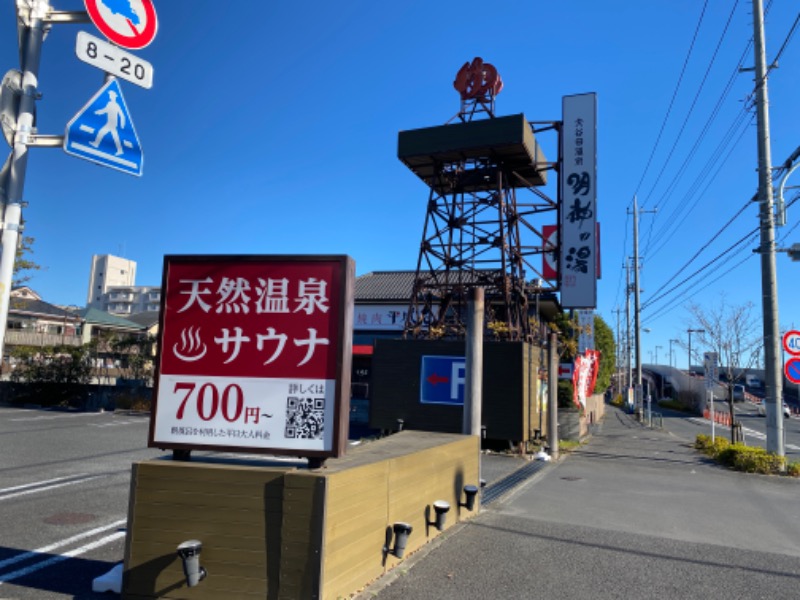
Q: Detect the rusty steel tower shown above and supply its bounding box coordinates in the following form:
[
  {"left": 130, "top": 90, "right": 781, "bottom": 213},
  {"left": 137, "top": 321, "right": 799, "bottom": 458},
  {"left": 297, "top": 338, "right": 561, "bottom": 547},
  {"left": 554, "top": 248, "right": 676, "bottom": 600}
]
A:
[{"left": 398, "top": 58, "right": 557, "bottom": 341}]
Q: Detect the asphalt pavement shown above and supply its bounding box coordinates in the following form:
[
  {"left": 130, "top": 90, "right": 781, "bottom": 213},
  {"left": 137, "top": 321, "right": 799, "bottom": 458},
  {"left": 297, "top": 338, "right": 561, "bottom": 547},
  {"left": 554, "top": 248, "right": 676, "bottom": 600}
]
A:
[{"left": 361, "top": 405, "right": 800, "bottom": 600}]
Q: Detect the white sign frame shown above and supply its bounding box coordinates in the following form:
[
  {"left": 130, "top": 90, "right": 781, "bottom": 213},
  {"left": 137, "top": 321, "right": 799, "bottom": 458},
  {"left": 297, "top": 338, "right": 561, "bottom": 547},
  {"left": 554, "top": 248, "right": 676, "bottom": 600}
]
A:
[{"left": 560, "top": 93, "right": 598, "bottom": 309}]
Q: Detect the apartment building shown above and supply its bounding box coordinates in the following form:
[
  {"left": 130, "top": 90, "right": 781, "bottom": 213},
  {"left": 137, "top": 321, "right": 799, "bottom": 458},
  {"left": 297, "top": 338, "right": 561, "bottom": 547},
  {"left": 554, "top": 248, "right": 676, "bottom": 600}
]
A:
[{"left": 86, "top": 254, "right": 161, "bottom": 315}]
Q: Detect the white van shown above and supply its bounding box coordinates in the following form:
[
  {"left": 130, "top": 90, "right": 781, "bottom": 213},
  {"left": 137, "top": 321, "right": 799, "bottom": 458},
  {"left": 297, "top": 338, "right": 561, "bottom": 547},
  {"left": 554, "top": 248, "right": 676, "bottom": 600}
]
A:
[{"left": 745, "top": 374, "right": 763, "bottom": 388}]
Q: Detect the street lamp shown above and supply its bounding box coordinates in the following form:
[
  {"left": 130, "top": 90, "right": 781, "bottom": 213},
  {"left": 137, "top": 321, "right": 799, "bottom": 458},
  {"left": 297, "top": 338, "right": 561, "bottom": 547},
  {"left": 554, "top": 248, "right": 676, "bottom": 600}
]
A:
[
  {"left": 655, "top": 345, "right": 663, "bottom": 365},
  {"left": 669, "top": 339, "right": 680, "bottom": 368},
  {"left": 687, "top": 328, "right": 706, "bottom": 374}
]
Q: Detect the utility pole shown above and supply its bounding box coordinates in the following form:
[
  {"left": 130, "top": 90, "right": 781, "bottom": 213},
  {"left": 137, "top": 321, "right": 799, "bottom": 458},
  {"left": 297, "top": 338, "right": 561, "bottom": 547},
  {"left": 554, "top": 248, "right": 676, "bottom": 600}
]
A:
[
  {"left": 625, "top": 261, "right": 632, "bottom": 394},
  {"left": 614, "top": 306, "right": 623, "bottom": 392},
  {"left": 629, "top": 196, "right": 656, "bottom": 418},
  {"left": 751, "top": 0, "right": 783, "bottom": 456}
]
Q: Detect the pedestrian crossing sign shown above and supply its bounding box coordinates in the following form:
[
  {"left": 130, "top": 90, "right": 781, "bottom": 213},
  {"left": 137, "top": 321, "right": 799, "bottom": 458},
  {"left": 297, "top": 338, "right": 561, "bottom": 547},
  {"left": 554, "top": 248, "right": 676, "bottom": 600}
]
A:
[{"left": 63, "top": 78, "right": 143, "bottom": 176}]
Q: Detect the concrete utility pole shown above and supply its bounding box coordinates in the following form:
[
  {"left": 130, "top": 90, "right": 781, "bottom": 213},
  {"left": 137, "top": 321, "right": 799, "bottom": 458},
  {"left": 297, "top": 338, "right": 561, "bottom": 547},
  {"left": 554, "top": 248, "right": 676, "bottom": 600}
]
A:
[
  {"left": 629, "top": 197, "right": 656, "bottom": 417},
  {"left": 751, "top": 0, "right": 784, "bottom": 456},
  {"left": 463, "top": 287, "right": 484, "bottom": 437},
  {"left": 548, "top": 331, "right": 559, "bottom": 461},
  {"left": 625, "top": 260, "right": 632, "bottom": 394}
]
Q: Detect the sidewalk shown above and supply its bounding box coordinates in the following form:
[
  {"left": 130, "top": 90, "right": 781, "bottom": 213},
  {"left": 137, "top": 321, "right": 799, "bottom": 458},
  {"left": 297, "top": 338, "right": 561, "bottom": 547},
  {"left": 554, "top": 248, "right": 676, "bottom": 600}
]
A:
[{"left": 360, "top": 405, "right": 800, "bottom": 600}]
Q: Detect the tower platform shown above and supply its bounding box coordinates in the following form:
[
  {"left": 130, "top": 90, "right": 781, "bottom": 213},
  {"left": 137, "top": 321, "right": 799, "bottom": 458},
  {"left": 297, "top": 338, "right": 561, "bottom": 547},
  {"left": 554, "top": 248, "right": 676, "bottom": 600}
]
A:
[{"left": 397, "top": 113, "right": 548, "bottom": 193}]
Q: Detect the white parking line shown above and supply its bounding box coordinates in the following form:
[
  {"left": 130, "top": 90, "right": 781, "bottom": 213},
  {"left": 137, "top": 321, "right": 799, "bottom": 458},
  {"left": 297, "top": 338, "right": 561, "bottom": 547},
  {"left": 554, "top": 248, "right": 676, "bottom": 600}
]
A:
[
  {"left": 0, "top": 475, "right": 101, "bottom": 501},
  {"left": 0, "top": 519, "right": 126, "bottom": 574},
  {"left": 0, "top": 525, "right": 127, "bottom": 584},
  {"left": 0, "top": 474, "right": 89, "bottom": 495},
  {"left": 8, "top": 412, "right": 105, "bottom": 422}
]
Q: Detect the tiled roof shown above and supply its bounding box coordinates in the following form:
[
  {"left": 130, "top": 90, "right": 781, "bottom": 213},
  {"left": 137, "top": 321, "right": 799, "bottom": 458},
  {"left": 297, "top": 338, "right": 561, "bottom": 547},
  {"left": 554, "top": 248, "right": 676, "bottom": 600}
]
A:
[
  {"left": 8, "top": 296, "right": 81, "bottom": 321},
  {"left": 78, "top": 307, "right": 144, "bottom": 330},
  {"left": 125, "top": 311, "right": 161, "bottom": 328},
  {"left": 355, "top": 271, "right": 418, "bottom": 301}
]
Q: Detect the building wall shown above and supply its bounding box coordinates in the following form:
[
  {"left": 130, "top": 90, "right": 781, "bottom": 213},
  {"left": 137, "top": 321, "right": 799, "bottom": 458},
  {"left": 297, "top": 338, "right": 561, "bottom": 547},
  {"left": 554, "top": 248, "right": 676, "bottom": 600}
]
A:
[
  {"left": 370, "top": 339, "right": 542, "bottom": 443},
  {"left": 87, "top": 254, "right": 137, "bottom": 307}
]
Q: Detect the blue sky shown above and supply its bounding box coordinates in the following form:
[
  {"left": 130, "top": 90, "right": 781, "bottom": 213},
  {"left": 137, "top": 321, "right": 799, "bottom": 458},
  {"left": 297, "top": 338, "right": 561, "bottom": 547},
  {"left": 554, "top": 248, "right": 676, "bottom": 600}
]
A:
[{"left": 2, "top": 1, "right": 799, "bottom": 369}]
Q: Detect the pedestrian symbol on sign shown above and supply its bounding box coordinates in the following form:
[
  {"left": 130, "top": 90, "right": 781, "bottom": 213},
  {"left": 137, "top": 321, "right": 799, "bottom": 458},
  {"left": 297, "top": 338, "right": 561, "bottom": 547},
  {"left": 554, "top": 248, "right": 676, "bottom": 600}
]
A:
[
  {"left": 90, "top": 89, "right": 126, "bottom": 155},
  {"left": 63, "top": 78, "right": 143, "bottom": 176}
]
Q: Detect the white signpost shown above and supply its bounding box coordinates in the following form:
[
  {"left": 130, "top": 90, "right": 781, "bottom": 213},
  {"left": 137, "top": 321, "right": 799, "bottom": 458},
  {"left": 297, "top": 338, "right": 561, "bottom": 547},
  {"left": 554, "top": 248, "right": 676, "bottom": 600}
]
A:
[{"left": 75, "top": 31, "right": 154, "bottom": 89}]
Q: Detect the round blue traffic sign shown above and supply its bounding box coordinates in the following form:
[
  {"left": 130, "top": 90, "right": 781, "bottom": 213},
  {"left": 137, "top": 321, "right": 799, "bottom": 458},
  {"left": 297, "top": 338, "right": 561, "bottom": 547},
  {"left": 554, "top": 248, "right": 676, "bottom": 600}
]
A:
[{"left": 786, "top": 357, "right": 800, "bottom": 385}]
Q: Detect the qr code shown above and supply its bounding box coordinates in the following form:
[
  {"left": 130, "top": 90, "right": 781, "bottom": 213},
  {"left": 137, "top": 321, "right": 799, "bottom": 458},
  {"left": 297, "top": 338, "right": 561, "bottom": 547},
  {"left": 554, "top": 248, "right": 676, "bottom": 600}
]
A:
[{"left": 285, "top": 397, "right": 325, "bottom": 440}]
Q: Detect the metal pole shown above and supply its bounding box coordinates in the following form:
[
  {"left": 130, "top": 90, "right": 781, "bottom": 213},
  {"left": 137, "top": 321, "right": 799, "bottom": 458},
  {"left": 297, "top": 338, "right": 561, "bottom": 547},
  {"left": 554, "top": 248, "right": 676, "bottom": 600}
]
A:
[
  {"left": 752, "top": 0, "right": 783, "bottom": 456},
  {"left": 0, "top": 1, "right": 48, "bottom": 366},
  {"left": 548, "top": 331, "right": 559, "bottom": 460},
  {"left": 463, "top": 287, "right": 483, "bottom": 437}
]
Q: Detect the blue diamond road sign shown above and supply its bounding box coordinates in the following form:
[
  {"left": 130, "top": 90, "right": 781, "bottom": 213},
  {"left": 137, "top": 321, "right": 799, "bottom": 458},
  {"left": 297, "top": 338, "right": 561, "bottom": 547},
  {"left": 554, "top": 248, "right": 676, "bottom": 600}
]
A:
[{"left": 63, "top": 78, "right": 142, "bottom": 176}]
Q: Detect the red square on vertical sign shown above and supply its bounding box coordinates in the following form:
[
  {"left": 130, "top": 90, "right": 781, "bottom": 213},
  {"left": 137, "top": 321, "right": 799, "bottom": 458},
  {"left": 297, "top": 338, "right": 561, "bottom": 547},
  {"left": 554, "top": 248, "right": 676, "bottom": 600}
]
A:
[{"left": 149, "top": 255, "right": 354, "bottom": 459}]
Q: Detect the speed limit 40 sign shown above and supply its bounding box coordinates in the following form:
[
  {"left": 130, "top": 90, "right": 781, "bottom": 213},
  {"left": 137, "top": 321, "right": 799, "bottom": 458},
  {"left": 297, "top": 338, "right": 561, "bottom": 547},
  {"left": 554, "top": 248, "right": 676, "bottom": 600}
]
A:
[{"left": 783, "top": 330, "right": 800, "bottom": 356}]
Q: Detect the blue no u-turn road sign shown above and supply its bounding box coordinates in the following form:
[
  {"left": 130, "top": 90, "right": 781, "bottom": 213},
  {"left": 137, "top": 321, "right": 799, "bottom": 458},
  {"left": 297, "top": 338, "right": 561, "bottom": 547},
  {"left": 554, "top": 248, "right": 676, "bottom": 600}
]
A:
[{"left": 63, "top": 78, "right": 143, "bottom": 176}]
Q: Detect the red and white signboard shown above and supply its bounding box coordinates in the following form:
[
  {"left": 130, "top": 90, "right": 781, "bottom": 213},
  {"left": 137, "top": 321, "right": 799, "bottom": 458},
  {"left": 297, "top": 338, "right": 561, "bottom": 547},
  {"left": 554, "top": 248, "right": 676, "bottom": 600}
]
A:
[
  {"left": 149, "top": 255, "right": 354, "bottom": 459},
  {"left": 85, "top": 0, "right": 158, "bottom": 50},
  {"left": 542, "top": 224, "right": 558, "bottom": 280}
]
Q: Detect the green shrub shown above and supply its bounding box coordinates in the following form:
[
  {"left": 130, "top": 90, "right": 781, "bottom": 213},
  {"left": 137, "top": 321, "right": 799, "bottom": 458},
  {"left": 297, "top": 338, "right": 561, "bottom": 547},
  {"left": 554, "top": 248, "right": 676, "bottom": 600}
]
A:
[
  {"left": 695, "top": 435, "right": 786, "bottom": 475},
  {"left": 695, "top": 434, "right": 712, "bottom": 452},
  {"left": 659, "top": 398, "right": 693, "bottom": 412},
  {"left": 732, "top": 446, "right": 785, "bottom": 474},
  {"left": 787, "top": 462, "right": 800, "bottom": 477}
]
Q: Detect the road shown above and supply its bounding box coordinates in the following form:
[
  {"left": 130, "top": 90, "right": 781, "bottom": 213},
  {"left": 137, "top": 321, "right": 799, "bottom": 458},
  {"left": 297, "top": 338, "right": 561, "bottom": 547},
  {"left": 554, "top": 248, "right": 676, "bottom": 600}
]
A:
[
  {"left": 657, "top": 400, "right": 800, "bottom": 462},
  {"left": 3, "top": 401, "right": 800, "bottom": 599},
  {"left": 0, "top": 406, "right": 162, "bottom": 599}
]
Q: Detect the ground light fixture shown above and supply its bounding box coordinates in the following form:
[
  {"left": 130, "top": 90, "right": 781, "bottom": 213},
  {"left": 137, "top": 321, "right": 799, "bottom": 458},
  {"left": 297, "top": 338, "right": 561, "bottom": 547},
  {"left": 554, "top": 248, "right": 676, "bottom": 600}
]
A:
[
  {"left": 460, "top": 484, "right": 479, "bottom": 511},
  {"left": 383, "top": 522, "right": 413, "bottom": 559},
  {"left": 429, "top": 500, "right": 451, "bottom": 531},
  {"left": 176, "top": 540, "right": 207, "bottom": 587}
]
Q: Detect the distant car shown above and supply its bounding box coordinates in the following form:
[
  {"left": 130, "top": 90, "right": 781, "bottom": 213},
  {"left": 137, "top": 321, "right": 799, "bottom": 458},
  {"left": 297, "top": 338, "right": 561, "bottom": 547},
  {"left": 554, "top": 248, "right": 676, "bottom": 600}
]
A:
[
  {"left": 757, "top": 402, "right": 791, "bottom": 418},
  {"left": 733, "top": 384, "right": 745, "bottom": 402}
]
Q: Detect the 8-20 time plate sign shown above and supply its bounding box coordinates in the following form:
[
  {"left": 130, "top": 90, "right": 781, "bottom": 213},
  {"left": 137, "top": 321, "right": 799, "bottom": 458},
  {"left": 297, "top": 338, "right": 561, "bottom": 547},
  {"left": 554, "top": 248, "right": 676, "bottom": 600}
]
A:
[{"left": 149, "top": 255, "right": 354, "bottom": 459}]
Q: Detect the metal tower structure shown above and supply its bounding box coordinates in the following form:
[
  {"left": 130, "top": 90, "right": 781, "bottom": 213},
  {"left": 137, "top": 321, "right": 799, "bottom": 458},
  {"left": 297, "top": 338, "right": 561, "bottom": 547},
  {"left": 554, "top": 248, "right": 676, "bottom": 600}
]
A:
[{"left": 398, "top": 58, "right": 558, "bottom": 341}]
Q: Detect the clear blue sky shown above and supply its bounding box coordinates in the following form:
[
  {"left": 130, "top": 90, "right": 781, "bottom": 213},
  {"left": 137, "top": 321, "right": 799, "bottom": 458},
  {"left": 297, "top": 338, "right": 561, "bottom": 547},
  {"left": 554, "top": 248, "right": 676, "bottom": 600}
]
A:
[{"left": 2, "top": 1, "right": 799, "bottom": 369}]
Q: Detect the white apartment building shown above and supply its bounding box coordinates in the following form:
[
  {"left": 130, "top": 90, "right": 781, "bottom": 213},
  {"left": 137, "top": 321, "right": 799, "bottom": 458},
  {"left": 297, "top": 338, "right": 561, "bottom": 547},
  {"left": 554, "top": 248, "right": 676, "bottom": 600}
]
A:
[{"left": 86, "top": 254, "right": 161, "bottom": 315}]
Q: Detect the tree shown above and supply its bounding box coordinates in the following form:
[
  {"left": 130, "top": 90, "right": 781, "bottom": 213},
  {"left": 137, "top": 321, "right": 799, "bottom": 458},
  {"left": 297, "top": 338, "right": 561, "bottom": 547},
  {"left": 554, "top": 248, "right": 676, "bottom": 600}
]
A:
[
  {"left": 594, "top": 314, "right": 616, "bottom": 392},
  {"left": 685, "top": 296, "right": 762, "bottom": 385},
  {"left": 10, "top": 344, "right": 93, "bottom": 385},
  {"left": 13, "top": 231, "right": 42, "bottom": 287}
]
